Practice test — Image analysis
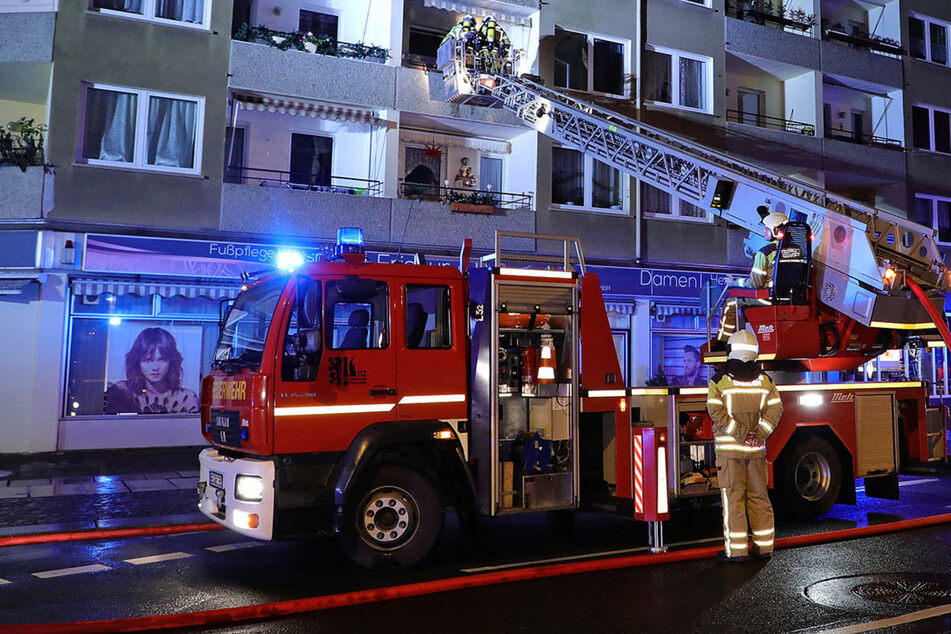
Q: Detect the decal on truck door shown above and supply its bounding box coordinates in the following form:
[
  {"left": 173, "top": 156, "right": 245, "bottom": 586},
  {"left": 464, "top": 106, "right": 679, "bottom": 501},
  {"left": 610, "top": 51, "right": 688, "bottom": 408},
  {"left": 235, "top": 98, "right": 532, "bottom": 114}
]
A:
[{"left": 328, "top": 356, "right": 367, "bottom": 386}]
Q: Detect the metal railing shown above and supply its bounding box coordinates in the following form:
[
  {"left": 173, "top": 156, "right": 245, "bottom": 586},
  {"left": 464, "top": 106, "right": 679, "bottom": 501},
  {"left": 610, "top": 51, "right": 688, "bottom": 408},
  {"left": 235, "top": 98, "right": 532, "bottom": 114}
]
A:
[
  {"left": 725, "top": 1, "right": 816, "bottom": 36},
  {"left": 726, "top": 109, "right": 816, "bottom": 135},
  {"left": 823, "top": 28, "right": 904, "bottom": 57},
  {"left": 397, "top": 180, "right": 533, "bottom": 209},
  {"left": 224, "top": 166, "right": 383, "bottom": 196},
  {"left": 823, "top": 128, "right": 904, "bottom": 150}
]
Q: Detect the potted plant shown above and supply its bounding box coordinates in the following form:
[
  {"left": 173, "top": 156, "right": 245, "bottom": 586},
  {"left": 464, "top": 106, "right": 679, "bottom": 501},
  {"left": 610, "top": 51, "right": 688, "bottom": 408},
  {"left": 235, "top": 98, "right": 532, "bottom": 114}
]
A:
[
  {"left": 446, "top": 190, "right": 496, "bottom": 214},
  {"left": 0, "top": 117, "right": 46, "bottom": 172}
]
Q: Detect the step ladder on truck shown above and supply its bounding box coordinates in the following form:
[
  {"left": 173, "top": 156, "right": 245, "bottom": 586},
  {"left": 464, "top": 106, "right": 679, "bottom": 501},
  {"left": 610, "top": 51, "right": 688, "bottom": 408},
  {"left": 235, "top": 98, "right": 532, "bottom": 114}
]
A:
[{"left": 438, "top": 36, "right": 951, "bottom": 517}]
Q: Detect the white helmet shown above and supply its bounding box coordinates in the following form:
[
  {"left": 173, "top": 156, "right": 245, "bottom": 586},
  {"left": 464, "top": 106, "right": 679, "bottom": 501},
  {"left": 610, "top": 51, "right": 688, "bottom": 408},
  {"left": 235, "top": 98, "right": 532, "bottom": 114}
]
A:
[
  {"left": 727, "top": 330, "right": 759, "bottom": 362},
  {"left": 762, "top": 212, "right": 789, "bottom": 232}
]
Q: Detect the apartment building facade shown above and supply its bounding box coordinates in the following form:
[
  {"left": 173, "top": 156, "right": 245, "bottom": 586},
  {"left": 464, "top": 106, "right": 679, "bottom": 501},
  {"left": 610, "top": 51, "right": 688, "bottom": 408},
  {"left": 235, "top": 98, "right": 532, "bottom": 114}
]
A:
[{"left": 0, "top": 0, "right": 946, "bottom": 452}]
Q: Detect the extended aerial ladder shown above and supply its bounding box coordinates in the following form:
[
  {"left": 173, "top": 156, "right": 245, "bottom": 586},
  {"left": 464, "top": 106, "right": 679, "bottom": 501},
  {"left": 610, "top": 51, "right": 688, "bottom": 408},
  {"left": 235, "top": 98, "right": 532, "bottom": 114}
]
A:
[{"left": 437, "top": 40, "right": 951, "bottom": 363}]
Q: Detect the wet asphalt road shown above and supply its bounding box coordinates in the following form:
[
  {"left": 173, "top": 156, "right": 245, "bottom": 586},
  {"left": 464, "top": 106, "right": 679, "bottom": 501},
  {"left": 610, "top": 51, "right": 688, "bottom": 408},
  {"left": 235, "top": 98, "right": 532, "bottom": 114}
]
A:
[{"left": 2, "top": 476, "right": 951, "bottom": 632}]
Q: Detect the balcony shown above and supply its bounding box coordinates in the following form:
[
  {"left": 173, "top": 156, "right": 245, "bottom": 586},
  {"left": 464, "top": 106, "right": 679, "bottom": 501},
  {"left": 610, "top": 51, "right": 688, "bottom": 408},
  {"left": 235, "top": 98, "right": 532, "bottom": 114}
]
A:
[
  {"left": 725, "top": 17, "right": 820, "bottom": 71},
  {"left": 397, "top": 180, "right": 532, "bottom": 211},
  {"left": 0, "top": 10, "right": 55, "bottom": 63},
  {"left": 823, "top": 27, "right": 903, "bottom": 57},
  {"left": 0, "top": 165, "right": 45, "bottom": 220},
  {"left": 726, "top": 1, "right": 817, "bottom": 36},
  {"left": 726, "top": 109, "right": 816, "bottom": 135},
  {"left": 226, "top": 167, "right": 383, "bottom": 197},
  {"left": 823, "top": 127, "right": 902, "bottom": 150}
]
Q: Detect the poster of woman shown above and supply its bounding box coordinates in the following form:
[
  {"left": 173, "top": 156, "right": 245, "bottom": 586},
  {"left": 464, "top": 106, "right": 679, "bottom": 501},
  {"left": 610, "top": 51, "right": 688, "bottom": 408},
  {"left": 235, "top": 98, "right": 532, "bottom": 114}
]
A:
[{"left": 103, "top": 325, "right": 201, "bottom": 414}]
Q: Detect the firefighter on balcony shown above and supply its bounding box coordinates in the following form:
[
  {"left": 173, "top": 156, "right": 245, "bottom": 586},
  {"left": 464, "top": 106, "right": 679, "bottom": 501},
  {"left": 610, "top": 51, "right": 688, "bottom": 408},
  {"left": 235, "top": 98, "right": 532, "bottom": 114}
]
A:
[
  {"left": 707, "top": 329, "right": 783, "bottom": 562},
  {"left": 717, "top": 207, "right": 790, "bottom": 342},
  {"left": 441, "top": 14, "right": 479, "bottom": 60},
  {"left": 478, "top": 15, "right": 511, "bottom": 74}
]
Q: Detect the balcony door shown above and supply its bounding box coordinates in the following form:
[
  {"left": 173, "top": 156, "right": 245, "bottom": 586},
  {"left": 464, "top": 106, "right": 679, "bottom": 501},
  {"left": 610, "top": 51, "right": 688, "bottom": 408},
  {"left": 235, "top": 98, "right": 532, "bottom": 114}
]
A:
[
  {"left": 290, "top": 133, "right": 332, "bottom": 188},
  {"left": 737, "top": 89, "right": 761, "bottom": 127},
  {"left": 404, "top": 146, "right": 444, "bottom": 198}
]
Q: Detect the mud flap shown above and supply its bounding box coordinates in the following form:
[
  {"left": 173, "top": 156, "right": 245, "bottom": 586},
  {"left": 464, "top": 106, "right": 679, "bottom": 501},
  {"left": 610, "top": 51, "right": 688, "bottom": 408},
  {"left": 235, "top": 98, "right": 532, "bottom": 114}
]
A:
[{"left": 864, "top": 473, "right": 899, "bottom": 500}]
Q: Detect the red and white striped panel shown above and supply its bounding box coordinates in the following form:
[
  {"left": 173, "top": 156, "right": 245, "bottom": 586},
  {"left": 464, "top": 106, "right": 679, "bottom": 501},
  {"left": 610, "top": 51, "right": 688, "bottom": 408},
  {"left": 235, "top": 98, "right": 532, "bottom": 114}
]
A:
[{"left": 633, "top": 435, "right": 644, "bottom": 515}]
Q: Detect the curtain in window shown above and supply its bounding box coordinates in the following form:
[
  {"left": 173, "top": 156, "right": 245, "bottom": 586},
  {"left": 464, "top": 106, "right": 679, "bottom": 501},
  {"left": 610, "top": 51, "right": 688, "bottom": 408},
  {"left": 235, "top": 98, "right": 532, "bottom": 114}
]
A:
[
  {"left": 641, "top": 182, "right": 671, "bottom": 214},
  {"left": 678, "top": 199, "right": 707, "bottom": 219},
  {"left": 147, "top": 96, "right": 198, "bottom": 169},
  {"left": 83, "top": 88, "right": 137, "bottom": 163},
  {"left": 551, "top": 147, "right": 583, "bottom": 205},
  {"left": 592, "top": 159, "right": 621, "bottom": 209},
  {"left": 93, "top": 0, "right": 144, "bottom": 13},
  {"left": 644, "top": 51, "right": 671, "bottom": 103},
  {"left": 913, "top": 197, "right": 933, "bottom": 228},
  {"left": 155, "top": 0, "right": 204, "bottom": 23},
  {"left": 930, "top": 23, "right": 948, "bottom": 65},
  {"left": 679, "top": 58, "right": 704, "bottom": 110},
  {"left": 938, "top": 200, "right": 951, "bottom": 243},
  {"left": 909, "top": 18, "right": 927, "bottom": 59}
]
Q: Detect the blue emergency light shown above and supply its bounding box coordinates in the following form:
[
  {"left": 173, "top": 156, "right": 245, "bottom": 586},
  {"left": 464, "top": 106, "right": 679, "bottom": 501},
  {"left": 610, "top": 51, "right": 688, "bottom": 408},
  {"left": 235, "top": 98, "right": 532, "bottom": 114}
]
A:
[
  {"left": 277, "top": 250, "right": 305, "bottom": 271},
  {"left": 334, "top": 227, "right": 366, "bottom": 260}
]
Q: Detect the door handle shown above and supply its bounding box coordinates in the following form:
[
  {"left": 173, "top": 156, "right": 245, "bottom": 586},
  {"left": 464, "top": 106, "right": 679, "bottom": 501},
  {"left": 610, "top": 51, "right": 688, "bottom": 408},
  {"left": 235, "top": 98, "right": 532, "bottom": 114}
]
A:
[{"left": 369, "top": 388, "right": 397, "bottom": 396}]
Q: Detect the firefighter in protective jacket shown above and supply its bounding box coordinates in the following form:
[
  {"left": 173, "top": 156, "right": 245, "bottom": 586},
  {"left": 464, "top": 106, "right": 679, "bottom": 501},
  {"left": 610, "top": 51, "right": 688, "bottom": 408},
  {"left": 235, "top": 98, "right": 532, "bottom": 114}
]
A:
[{"left": 707, "top": 329, "right": 783, "bottom": 561}]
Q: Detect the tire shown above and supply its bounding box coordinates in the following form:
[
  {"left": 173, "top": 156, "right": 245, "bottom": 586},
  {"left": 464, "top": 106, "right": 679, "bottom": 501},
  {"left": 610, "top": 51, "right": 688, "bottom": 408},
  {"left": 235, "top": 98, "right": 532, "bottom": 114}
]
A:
[
  {"left": 776, "top": 435, "right": 842, "bottom": 519},
  {"left": 341, "top": 465, "right": 444, "bottom": 569}
]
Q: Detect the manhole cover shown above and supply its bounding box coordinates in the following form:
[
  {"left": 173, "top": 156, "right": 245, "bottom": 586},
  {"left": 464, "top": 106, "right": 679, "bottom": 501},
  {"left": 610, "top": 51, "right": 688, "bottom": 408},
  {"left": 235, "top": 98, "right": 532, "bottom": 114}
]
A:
[{"left": 852, "top": 580, "right": 951, "bottom": 605}]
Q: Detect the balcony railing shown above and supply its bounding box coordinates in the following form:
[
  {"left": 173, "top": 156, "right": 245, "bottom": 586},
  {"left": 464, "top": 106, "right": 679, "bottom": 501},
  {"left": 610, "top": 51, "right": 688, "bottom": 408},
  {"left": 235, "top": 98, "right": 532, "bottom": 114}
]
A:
[
  {"left": 225, "top": 167, "right": 383, "bottom": 196},
  {"left": 823, "top": 28, "right": 903, "bottom": 57},
  {"left": 823, "top": 128, "right": 903, "bottom": 150},
  {"left": 398, "top": 180, "right": 533, "bottom": 210},
  {"left": 726, "top": 109, "right": 816, "bottom": 136},
  {"left": 232, "top": 24, "right": 389, "bottom": 63},
  {"left": 726, "top": 1, "right": 816, "bottom": 35}
]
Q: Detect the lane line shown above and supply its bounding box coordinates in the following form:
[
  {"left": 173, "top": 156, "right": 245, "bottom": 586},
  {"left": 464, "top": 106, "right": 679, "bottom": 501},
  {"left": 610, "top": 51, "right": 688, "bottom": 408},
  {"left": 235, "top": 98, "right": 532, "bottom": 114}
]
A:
[
  {"left": 32, "top": 564, "right": 110, "bottom": 579},
  {"left": 820, "top": 603, "right": 951, "bottom": 633},
  {"left": 461, "top": 536, "right": 722, "bottom": 573},
  {"left": 206, "top": 542, "right": 267, "bottom": 553},
  {"left": 124, "top": 552, "right": 192, "bottom": 566},
  {"left": 855, "top": 477, "right": 938, "bottom": 493}
]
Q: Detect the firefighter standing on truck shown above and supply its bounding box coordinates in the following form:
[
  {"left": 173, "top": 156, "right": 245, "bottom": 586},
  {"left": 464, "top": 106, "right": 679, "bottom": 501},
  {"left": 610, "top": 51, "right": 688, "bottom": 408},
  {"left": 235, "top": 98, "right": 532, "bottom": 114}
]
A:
[{"left": 707, "top": 329, "right": 783, "bottom": 562}]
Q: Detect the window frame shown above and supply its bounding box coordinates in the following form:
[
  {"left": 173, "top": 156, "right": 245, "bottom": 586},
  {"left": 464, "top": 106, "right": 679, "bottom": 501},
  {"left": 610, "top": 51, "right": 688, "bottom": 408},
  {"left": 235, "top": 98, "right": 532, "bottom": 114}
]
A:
[
  {"left": 679, "top": 0, "right": 712, "bottom": 7},
  {"left": 553, "top": 27, "right": 630, "bottom": 99},
  {"left": 640, "top": 181, "right": 713, "bottom": 224},
  {"left": 550, "top": 145, "right": 627, "bottom": 214},
  {"left": 915, "top": 194, "right": 951, "bottom": 246},
  {"left": 78, "top": 82, "right": 205, "bottom": 176},
  {"left": 911, "top": 102, "right": 951, "bottom": 155},
  {"left": 89, "top": 0, "right": 213, "bottom": 31},
  {"left": 909, "top": 13, "right": 951, "bottom": 68},
  {"left": 404, "top": 284, "right": 453, "bottom": 350},
  {"left": 324, "top": 279, "right": 390, "bottom": 351},
  {"left": 643, "top": 45, "right": 714, "bottom": 115}
]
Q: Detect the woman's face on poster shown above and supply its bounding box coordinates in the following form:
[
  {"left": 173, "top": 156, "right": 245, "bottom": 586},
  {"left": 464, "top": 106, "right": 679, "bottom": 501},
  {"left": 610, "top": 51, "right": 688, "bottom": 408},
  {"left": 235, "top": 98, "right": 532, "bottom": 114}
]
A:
[{"left": 140, "top": 346, "right": 170, "bottom": 386}]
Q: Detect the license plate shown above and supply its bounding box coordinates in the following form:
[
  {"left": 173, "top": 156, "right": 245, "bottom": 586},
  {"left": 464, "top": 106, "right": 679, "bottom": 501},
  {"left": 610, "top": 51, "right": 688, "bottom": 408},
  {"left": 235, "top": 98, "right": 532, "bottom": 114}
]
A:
[
  {"left": 214, "top": 413, "right": 233, "bottom": 427},
  {"left": 209, "top": 471, "right": 223, "bottom": 489}
]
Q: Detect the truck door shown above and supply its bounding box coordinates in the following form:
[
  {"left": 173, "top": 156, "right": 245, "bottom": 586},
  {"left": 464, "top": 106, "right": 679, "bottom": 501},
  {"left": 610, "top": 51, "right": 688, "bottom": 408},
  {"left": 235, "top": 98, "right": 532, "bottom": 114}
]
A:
[
  {"left": 274, "top": 275, "right": 398, "bottom": 453},
  {"left": 396, "top": 280, "right": 467, "bottom": 423}
]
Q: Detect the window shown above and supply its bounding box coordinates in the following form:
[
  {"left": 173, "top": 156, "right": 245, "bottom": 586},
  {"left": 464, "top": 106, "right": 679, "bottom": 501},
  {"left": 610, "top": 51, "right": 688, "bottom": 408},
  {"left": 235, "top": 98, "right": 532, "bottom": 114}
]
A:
[
  {"left": 551, "top": 147, "right": 624, "bottom": 211},
  {"left": 290, "top": 133, "right": 333, "bottom": 187},
  {"left": 404, "top": 145, "right": 444, "bottom": 197},
  {"left": 67, "top": 287, "right": 232, "bottom": 417},
  {"left": 299, "top": 9, "right": 338, "bottom": 44},
  {"left": 405, "top": 285, "right": 451, "bottom": 349},
  {"left": 909, "top": 15, "right": 951, "bottom": 66},
  {"left": 90, "top": 0, "right": 211, "bottom": 29},
  {"left": 644, "top": 47, "right": 712, "bottom": 113},
  {"left": 80, "top": 84, "right": 204, "bottom": 174},
  {"left": 407, "top": 26, "right": 444, "bottom": 65},
  {"left": 554, "top": 27, "right": 627, "bottom": 96},
  {"left": 480, "top": 156, "right": 503, "bottom": 194},
  {"left": 915, "top": 195, "right": 951, "bottom": 244},
  {"left": 326, "top": 279, "right": 388, "bottom": 350},
  {"left": 641, "top": 182, "right": 710, "bottom": 222},
  {"left": 912, "top": 103, "right": 951, "bottom": 154}
]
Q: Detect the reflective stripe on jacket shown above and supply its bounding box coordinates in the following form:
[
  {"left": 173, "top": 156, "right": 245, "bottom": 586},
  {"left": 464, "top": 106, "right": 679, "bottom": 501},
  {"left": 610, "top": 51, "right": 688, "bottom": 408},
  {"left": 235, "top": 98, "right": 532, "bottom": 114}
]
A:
[
  {"left": 749, "top": 243, "right": 777, "bottom": 289},
  {"left": 706, "top": 370, "right": 782, "bottom": 458}
]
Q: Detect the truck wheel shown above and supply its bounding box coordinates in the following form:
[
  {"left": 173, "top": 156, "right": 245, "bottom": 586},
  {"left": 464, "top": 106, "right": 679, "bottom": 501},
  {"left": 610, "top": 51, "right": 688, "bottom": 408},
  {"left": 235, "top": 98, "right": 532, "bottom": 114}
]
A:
[
  {"left": 776, "top": 436, "right": 841, "bottom": 519},
  {"left": 341, "top": 465, "right": 444, "bottom": 569}
]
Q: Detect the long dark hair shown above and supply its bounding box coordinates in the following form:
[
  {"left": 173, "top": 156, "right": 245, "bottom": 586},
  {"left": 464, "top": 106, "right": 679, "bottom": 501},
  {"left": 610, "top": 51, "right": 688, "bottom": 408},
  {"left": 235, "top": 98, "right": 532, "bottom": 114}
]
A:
[{"left": 125, "top": 327, "right": 184, "bottom": 393}]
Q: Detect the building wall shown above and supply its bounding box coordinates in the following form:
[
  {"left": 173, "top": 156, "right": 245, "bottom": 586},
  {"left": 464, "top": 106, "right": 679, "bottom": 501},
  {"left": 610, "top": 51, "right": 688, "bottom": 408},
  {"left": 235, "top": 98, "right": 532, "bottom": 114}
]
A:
[{"left": 45, "top": 2, "right": 232, "bottom": 229}]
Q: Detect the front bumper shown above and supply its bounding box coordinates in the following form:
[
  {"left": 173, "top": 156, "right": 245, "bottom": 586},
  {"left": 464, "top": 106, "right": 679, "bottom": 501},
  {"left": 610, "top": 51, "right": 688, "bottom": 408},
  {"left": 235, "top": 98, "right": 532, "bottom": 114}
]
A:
[{"left": 198, "top": 448, "right": 276, "bottom": 540}]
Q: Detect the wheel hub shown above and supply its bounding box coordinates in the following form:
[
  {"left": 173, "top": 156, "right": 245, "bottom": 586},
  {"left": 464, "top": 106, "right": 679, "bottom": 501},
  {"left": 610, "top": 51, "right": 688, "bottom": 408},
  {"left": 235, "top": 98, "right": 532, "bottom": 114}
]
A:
[
  {"left": 359, "top": 487, "right": 416, "bottom": 550},
  {"left": 795, "top": 451, "right": 832, "bottom": 501}
]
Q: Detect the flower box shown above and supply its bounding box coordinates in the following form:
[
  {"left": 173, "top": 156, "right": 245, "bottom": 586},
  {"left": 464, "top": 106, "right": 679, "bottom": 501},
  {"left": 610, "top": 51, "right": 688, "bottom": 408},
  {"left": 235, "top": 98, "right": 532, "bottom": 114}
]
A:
[{"left": 450, "top": 202, "right": 495, "bottom": 215}]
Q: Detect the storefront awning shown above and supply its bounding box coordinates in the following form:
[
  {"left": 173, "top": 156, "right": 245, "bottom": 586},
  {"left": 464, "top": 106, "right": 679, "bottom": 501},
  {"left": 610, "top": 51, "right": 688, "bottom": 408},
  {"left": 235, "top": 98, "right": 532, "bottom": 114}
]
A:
[
  {"left": 605, "top": 302, "right": 635, "bottom": 315},
  {"left": 72, "top": 278, "right": 239, "bottom": 301},
  {"left": 653, "top": 303, "right": 704, "bottom": 317},
  {"left": 234, "top": 94, "right": 382, "bottom": 125},
  {"left": 400, "top": 129, "right": 511, "bottom": 154},
  {"left": 423, "top": 0, "right": 535, "bottom": 26},
  {"left": 0, "top": 276, "right": 42, "bottom": 296}
]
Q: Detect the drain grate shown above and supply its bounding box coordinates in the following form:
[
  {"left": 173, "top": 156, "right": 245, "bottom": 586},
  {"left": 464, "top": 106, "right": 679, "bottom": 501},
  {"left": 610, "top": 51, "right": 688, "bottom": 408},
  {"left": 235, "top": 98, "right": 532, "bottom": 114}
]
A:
[{"left": 852, "top": 580, "right": 951, "bottom": 605}]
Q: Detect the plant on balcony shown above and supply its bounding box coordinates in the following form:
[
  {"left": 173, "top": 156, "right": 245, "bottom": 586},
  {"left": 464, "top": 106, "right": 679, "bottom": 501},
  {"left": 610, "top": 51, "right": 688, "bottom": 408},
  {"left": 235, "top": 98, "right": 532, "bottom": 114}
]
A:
[
  {"left": 734, "top": 1, "right": 813, "bottom": 32},
  {"left": 233, "top": 23, "right": 390, "bottom": 62},
  {"left": 0, "top": 117, "right": 46, "bottom": 172},
  {"left": 445, "top": 189, "right": 497, "bottom": 214}
]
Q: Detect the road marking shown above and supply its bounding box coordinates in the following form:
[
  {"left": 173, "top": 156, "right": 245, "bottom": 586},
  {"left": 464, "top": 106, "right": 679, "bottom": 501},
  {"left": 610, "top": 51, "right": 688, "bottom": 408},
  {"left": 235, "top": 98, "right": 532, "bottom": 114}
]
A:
[
  {"left": 206, "top": 541, "right": 267, "bottom": 553},
  {"left": 124, "top": 552, "right": 192, "bottom": 565},
  {"left": 460, "top": 536, "right": 723, "bottom": 573},
  {"left": 33, "top": 564, "right": 111, "bottom": 578},
  {"left": 855, "top": 478, "right": 937, "bottom": 492},
  {"left": 820, "top": 603, "right": 951, "bottom": 633}
]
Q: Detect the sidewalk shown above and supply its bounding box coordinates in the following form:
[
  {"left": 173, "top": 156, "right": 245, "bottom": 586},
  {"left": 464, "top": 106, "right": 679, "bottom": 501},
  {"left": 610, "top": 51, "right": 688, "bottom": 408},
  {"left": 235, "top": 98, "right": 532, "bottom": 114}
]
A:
[{"left": 0, "top": 447, "right": 208, "bottom": 537}]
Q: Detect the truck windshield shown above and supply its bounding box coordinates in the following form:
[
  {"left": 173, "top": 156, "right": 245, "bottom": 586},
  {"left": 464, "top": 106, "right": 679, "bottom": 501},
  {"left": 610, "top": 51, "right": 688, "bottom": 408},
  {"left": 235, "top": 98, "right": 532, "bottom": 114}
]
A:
[{"left": 213, "top": 277, "right": 287, "bottom": 372}]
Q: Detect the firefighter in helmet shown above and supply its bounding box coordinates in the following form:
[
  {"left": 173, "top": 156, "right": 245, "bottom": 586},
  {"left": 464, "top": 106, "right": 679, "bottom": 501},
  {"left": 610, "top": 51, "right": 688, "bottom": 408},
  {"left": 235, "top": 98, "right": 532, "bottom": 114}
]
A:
[
  {"left": 441, "top": 14, "right": 479, "bottom": 53},
  {"left": 478, "top": 15, "right": 511, "bottom": 74},
  {"left": 707, "top": 329, "right": 782, "bottom": 561}
]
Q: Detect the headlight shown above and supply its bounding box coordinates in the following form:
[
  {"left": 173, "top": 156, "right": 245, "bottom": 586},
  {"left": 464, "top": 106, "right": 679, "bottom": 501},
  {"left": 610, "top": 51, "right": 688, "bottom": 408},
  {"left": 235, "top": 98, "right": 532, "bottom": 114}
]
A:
[{"left": 235, "top": 475, "right": 264, "bottom": 501}]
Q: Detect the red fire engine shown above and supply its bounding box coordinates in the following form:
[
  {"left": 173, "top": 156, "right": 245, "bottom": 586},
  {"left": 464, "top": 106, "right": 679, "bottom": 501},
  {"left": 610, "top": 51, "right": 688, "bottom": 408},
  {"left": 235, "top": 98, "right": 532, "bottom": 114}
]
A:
[{"left": 198, "top": 228, "right": 944, "bottom": 568}]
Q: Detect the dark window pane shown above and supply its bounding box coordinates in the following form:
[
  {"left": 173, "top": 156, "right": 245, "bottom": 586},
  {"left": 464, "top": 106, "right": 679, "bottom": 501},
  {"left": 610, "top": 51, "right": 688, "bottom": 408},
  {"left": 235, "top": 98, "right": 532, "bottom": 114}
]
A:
[
  {"left": 935, "top": 110, "right": 951, "bottom": 153},
  {"left": 593, "top": 39, "right": 624, "bottom": 95},
  {"left": 223, "top": 127, "right": 245, "bottom": 184},
  {"left": 155, "top": 0, "right": 205, "bottom": 24},
  {"left": 554, "top": 27, "right": 588, "bottom": 91},
  {"left": 408, "top": 27, "right": 443, "bottom": 61},
  {"left": 290, "top": 133, "right": 333, "bottom": 187},
  {"left": 931, "top": 23, "right": 948, "bottom": 65},
  {"left": 679, "top": 57, "right": 705, "bottom": 109},
  {"left": 644, "top": 50, "right": 672, "bottom": 104},
  {"left": 641, "top": 182, "right": 671, "bottom": 215},
  {"left": 405, "top": 285, "right": 451, "bottom": 349},
  {"left": 552, "top": 147, "right": 584, "bottom": 205},
  {"left": 912, "top": 196, "right": 934, "bottom": 227},
  {"left": 326, "top": 280, "right": 388, "bottom": 350},
  {"left": 299, "top": 10, "right": 338, "bottom": 44},
  {"left": 938, "top": 200, "right": 951, "bottom": 242},
  {"left": 910, "top": 17, "right": 927, "bottom": 59},
  {"left": 592, "top": 160, "right": 622, "bottom": 209},
  {"left": 912, "top": 106, "right": 932, "bottom": 150},
  {"left": 82, "top": 88, "right": 137, "bottom": 163},
  {"left": 679, "top": 199, "right": 707, "bottom": 219}
]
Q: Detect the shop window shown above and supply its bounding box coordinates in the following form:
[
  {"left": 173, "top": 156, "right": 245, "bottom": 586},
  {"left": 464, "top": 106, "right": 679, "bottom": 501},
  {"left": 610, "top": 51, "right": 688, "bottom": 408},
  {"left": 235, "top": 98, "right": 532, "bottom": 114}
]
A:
[
  {"left": 80, "top": 83, "right": 204, "bottom": 174},
  {"left": 90, "top": 0, "right": 211, "bottom": 29},
  {"left": 650, "top": 331, "right": 709, "bottom": 387},
  {"left": 299, "top": 9, "right": 338, "bottom": 44},
  {"left": 641, "top": 182, "right": 710, "bottom": 223},
  {"left": 290, "top": 133, "right": 333, "bottom": 187},
  {"left": 643, "top": 47, "right": 712, "bottom": 113},
  {"left": 326, "top": 279, "right": 389, "bottom": 349},
  {"left": 552, "top": 146, "right": 624, "bottom": 212},
  {"left": 911, "top": 103, "right": 951, "bottom": 154},
  {"left": 554, "top": 27, "right": 627, "bottom": 96},
  {"left": 72, "top": 292, "right": 153, "bottom": 316},
  {"left": 405, "top": 285, "right": 451, "bottom": 349}
]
